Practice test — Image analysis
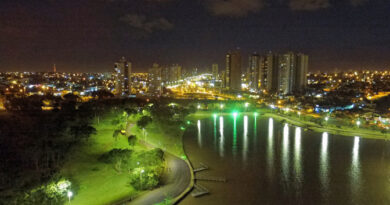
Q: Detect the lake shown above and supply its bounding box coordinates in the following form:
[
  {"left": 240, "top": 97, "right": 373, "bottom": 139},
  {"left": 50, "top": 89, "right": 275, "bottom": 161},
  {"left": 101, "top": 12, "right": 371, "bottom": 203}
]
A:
[{"left": 181, "top": 114, "right": 390, "bottom": 205}]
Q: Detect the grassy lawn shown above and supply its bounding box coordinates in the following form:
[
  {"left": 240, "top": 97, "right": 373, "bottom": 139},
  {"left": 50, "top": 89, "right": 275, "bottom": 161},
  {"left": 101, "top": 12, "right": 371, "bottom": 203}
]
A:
[
  {"left": 128, "top": 121, "right": 185, "bottom": 157},
  {"left": 61, "top": 117, "right": 145, "bottom": 205}
]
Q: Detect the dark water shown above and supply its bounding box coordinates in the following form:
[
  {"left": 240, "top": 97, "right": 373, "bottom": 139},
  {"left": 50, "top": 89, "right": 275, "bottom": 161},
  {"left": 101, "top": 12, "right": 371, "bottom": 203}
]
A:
[{"left": 181, "top": 114, "right": 390, "bottom": 205}]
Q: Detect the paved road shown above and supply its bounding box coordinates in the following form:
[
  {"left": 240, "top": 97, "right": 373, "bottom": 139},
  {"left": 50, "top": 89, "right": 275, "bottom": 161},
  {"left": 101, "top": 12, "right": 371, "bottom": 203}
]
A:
[
  {"left": 124, "top": 123, "right": 191, "bottom": 205},
  {"left": 128, "top": 153, "right": 191, "bottom": 205}
]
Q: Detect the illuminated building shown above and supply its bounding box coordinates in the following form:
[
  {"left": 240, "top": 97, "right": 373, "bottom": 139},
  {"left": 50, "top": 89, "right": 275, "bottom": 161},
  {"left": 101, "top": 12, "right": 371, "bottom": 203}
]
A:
[
  {"left": 169, "top": 64, "right": 182, "bottom": 82},
  {"left": 248, "top": 53, "right": 261, "bottom": 91},
  {"left": 260, "top": 52, "right": 279, "bottom": 93},
  {"left": 225, "top": 50, "right": 242, "bottom": 91},
  {"left": 259, "top": 52, "right": 308, "bottom": 94},
  {"left": 212, "top": 64, "right": 219, "bottom": 80},
  {"left": 148, "top": 63, "right": 162, "bottom": 95},
  {"left": 221, "top": 71, "right": 226, "bottom": 88},
  {"left": 113, "top": 57, "right": 132, "bottom": 96},
  {"left": 279, "top": 52, "right": 295, "bottom": 94},
  {"left": 294, "top": 53, "right": 309, "bottom": 93}
]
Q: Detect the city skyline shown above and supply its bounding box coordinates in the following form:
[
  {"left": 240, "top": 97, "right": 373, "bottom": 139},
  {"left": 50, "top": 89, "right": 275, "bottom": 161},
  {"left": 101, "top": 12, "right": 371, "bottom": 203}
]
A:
[{"left": 1, "top": 0, "right": 390, "bottom": 72}]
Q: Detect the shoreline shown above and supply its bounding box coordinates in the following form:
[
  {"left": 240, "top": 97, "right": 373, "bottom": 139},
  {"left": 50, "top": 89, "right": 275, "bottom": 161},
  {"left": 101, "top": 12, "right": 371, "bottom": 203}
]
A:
[{"left": 190, "top": 110, "right": 389, "bottom": 140}]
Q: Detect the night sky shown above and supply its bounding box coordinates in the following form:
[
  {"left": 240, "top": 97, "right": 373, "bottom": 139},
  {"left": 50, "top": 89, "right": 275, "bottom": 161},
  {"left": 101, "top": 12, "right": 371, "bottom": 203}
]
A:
[{"left": 1, "top": 0, "right": 389, "bottom": 72}]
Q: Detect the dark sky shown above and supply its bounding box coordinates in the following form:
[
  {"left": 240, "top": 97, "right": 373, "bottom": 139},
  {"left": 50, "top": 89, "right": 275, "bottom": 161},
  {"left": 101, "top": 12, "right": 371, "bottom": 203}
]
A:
[{"left": 1, "top": 0, "right": 389, "bottom": 72}]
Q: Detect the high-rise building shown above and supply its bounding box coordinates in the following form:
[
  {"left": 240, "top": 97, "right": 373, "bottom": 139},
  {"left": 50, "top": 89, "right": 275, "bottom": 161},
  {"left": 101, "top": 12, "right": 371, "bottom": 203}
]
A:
[
  {"left": 169, "top": 64, "right": 182, "bottom": 82},
  {"left": 212, "top": 64, "right": 219, "bottom": 80},
  {"left": 294, "top": 53, "right": 309, "bottom": 93},
  {"left": 279, "top": 52, "right": 295, "bottom": 94},
  {"left": 221, "top": 71, "right": 226, "bottom": 88},
  {"left": 259, "top": 52, "right": 308, "bottom": 94},
  {"left": 248, "top": 53, "right": 260, "bottom": 91},
  {"left": 225, "top": 50, "right": 242, "bottom": 90},
  {"left": 148, "top": 63, "right": 162, "bottom": 94},
  {"left": 263, "top": 52, "right": 280, "bottom": 93},
  {"left": 113, "top": 57, "right": 132, "bottom": 96},
  {"left": 161, "top": 67, "right": 169, "bottom": 84}
]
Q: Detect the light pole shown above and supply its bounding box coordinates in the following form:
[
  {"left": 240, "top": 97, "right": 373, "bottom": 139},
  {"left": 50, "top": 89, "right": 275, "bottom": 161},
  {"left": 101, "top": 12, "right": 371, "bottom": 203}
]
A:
[
  {"left": 140, "top": 169, "right": 145, "bottom": 190},
  {"left": 67, "top": 191, "right": 73, "bottom": 204}
]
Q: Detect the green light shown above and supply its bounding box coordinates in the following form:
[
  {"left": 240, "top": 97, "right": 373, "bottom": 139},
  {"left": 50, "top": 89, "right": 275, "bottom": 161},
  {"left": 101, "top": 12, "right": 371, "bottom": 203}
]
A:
[
  {"left": 245, "top": 102, "right": 249, "bottom": 108},
  {"left": 254, "top": 112, "right": 258, "bottom": 116},
  {"left": 213, "top": 113, "right": 217, "bottom": 118},
  {"left": 220, "top": 104, "right": 224, "bottom": 109},
  {"left": 181, "top": 155, "right": 187, "bottom": 160},
  {"left": 186, "top": 121, "right": 191, "bottom": 125},
  {"left": 180, "top": 126, "right": 185, "bottom": 130},
  {"left": 232, "top": 112, "right": 238, "bottom": 117}
]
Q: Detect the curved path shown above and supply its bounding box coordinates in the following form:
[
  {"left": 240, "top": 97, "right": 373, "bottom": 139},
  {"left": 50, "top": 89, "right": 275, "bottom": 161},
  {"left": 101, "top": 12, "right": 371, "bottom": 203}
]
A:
[
  {"left": 128, "top": 153, "right": 191, "bottom": 205},
  {"left": 123, "top": 123, "right": 192, "bottom": 205}
]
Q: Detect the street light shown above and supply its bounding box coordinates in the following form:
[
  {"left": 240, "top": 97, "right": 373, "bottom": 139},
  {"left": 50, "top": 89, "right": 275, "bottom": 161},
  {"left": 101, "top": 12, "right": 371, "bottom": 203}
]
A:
[
  {"left": 140, "top": 169, "right": 145, "bottom": 190},
  {"left": 357, "top": 120, "right": 361, "bottom": 127},
  {"left": 325, "top": 116, "right": 329, "bottom": 122},
  {"left": 67, "top": 191, "right": 73, "bottom": 204}
]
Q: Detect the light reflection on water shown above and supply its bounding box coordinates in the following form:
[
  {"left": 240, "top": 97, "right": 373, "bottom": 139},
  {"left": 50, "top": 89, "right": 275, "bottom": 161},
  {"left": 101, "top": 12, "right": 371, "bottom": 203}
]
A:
[
  {"left": 213, "top": 115, "right": 217, "bottom": 149},
  {"left": 282, "top": 123, "right": 290, "bottom": 184},
  {"left": 294, "top": 127, "right": 302, "bottom": 192},
  {"left": 185, "top": 116, "right": 388, "bottom": 205},
  {"left": 233, "top": 115, "right": 237, "bottom": 157},
  {"left": 267, "top": 118, "right": 274, "bottom": 180},
  {"left": 320, "top": 132, "right": 329, "bottom": 196},
  {"left": 197, "top": 120, "right": 202, "bottom": 148},
  {"left": 219, "top": 116, "right": 224, "bottom": 157},
  {"left": 350, "top": 136, "right": 361, "bottom": 202},
  {"left": 243, "top": 115, "right": 248, "bottom": 163}
]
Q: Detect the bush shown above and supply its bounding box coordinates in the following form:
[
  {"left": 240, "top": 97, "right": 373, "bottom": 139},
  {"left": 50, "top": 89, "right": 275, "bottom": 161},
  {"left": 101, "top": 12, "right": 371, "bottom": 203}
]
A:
[
  {"left": 134, "top": 148, "right": 164, "bottom": 167},
  {"left": 128, "top": 168, "right": 160, "bottom": 190},
  {"left": 128, "top": 135, "right": 137, "bottom": 147},
  {"left": 99, "top": 149, "right": 133, "bottom": 172}
]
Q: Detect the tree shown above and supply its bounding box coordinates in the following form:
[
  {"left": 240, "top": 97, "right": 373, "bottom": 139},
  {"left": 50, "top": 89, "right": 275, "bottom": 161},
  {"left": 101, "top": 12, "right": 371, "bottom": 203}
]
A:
[
  {"left": 112, "top": 130, "right": 121, "bottom": 141},
  {"left": 92, "top": 89, "right": 114, "bottom": 100},
  {"left": 128, "top": 135, "right": 137, "bottom": 147},
  {"left": 137, "top": 116, "right": 152, "bottom": 129}
]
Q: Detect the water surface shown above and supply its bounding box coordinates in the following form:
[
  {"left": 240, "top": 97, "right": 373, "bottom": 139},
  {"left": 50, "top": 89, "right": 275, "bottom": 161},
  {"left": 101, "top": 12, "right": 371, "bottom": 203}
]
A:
[{"left": 182, "top": 115, "right": 390, "bottom": 205}]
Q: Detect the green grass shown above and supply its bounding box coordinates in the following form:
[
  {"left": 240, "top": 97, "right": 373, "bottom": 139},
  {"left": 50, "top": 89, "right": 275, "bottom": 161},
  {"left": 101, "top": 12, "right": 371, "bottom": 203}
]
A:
[
  {"left": 129, "top": 121, "right": 185, "bottom": 157},
  {"left": 61, "top": 118, "right": 145, "bottom": 205}
]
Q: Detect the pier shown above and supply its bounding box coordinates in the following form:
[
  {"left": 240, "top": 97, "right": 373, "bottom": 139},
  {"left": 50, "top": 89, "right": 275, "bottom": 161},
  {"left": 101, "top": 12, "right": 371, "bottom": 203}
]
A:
[
  {"left": 193, "top": 162, "right": 209, "bottom": 172},
  {"left": 191, "top": 184, "right": 209, "bottom": 197}
]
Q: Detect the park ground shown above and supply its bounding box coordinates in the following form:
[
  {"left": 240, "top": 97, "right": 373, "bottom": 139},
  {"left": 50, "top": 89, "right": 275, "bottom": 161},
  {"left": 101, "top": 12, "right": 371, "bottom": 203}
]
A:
[{"left": 60, "top": 112, "right": 189, "bottom": 205}]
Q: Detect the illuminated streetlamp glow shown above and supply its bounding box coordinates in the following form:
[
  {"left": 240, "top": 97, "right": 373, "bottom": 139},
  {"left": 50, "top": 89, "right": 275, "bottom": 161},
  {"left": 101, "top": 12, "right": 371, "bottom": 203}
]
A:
[
  {"left": 325, "top": 116, "right": 329, "bottom": 122},
  {"left": 232, "top": 112, "right": 238, "bottom": 117},
  {"left": 254, "top": 112, "right": 258, "bottom": 116},
  {"left": 140, "top": 169, "right": 145, "bottom": 190},
  {"left": 197, "top": 104, "right": 201, "bottom": 109},
  {"left": 220, "top": 104, "right": 224, "bottom": 109},
  {"left": 67, "top": 191, "right": 73, "bottom": 204},
  {"left": 356, "top": 120, "right": 361, "bottom": 127},
  {"left": 245, "top": 102, "right": 249, "bottom": 108}
]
